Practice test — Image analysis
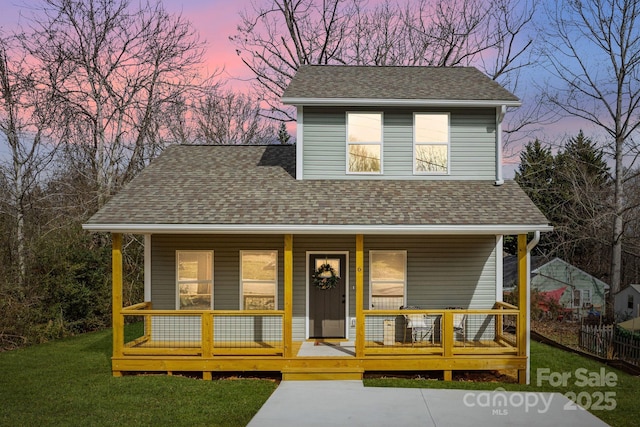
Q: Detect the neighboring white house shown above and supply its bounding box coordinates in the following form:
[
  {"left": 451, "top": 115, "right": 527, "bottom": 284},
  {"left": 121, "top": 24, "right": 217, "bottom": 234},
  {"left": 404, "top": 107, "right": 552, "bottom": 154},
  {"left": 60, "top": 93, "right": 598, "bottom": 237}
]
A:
[{"left": 614, "top": 284, "right": 640, "bottom": 321}]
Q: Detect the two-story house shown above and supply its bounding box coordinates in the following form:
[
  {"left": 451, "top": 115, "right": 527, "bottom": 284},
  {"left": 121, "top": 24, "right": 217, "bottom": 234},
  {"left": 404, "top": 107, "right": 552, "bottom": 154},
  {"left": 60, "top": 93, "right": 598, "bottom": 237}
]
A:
[{"left": 84, "top": 65, "right": 551, "bottom": 383}]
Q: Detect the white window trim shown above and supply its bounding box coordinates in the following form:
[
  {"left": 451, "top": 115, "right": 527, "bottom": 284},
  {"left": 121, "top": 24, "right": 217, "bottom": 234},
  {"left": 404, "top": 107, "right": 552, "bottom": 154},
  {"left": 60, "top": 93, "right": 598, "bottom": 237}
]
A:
[
  {"left": 346, "top": 111, "right": 384, "bottom": 175},
  {"left": 175, "top": 250, "right": 214, "bottom": 310},
  {"left": 240, "top": 250, "right": 279, "bottom": 310},
  {"left": 413, "top": 112, "right": 450, "bottom": 175},
  {"left": 369, "top": 250, "right": 407, "bottom": 309}
]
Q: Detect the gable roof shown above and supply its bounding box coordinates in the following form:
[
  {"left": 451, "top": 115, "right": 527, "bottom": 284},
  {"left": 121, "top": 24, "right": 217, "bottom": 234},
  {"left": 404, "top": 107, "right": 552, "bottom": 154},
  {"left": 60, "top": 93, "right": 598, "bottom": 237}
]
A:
[
  {"left": 532, "top": 258, "right": 610, "bottom": 290},
  {"left": 281, "top": 66, "right": 520, "bottom": 107},
  {"left": 615, "top": 284, "right": 640, "bottom": 296},
  {"left": 84, "top": 145, "right": 550, "bottom": 234}
]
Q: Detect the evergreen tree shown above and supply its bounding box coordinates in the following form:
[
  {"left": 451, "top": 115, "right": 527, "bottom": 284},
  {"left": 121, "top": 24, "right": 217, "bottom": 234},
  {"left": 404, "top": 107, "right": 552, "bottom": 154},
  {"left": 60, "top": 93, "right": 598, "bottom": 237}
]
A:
[
  {"left": 515, "top": 139, "right": 557, "bottom": 218},
  {"left": 553, "top": 131, "right": 611, "bottom": 275},
  {"left": 277, "top": 122, "right": 291, "bottom": 144},
  {"left": 513, "top": 133, "right": 612, "bottom": 280}
]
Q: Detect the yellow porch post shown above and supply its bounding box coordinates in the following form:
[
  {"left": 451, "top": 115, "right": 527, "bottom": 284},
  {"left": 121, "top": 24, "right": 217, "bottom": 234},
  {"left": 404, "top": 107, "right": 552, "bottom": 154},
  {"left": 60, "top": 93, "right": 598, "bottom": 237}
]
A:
[
  {"left": 284, "top": 234, "right": 293, "bottom": 358},
  {"left": 355, "top": 234, "right": 364, "bottom": 358},
  {"left": 112, "top": 233, "right": 123, "bottom": 375},
  {"left": 517, "top": 234, "right": 528, "bottom": 384}
]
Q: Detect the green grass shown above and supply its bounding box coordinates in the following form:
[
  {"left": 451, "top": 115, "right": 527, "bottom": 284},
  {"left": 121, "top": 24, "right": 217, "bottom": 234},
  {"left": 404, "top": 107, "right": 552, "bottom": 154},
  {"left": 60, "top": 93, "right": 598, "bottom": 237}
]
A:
[
  {"left": 364, "top": 341, "right": 639, "bottom": 427},
  {"left": 0, "top": 329, "right": 277, "bottom": 427},
  {"left": 2, "top": 331, "right": 638, "bottom": 427}
]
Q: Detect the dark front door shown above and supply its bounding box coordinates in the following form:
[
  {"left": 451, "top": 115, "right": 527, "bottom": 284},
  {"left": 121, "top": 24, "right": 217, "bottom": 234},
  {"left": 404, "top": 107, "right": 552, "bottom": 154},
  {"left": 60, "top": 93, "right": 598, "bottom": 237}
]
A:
[{"left": 309, "top": 254, "right": 346, "bottom": 338}]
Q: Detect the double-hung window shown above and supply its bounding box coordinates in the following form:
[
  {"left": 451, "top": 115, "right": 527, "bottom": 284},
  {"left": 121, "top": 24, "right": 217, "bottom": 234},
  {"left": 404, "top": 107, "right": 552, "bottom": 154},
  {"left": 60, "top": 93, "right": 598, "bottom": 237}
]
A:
[
  {"left": 370, "top": 251, "right": 407, "bottom": 310},
  {"left": 573, "top": 289, "right": 592, "bottom": 308},
  {"left": 582, "top": 289, "right": 592, "bottom": 307},
  {"left": 347, "top": 112, "right": 383, "bottom": 173},
  {"left": 241, "top": 250, "right": 277, "bottom": 310},
  {"left": 176, "top": 251, "right": 213, "bottom": 310},
  {"left": 414, "top": 113, "right": 449, "bottom": 174}
]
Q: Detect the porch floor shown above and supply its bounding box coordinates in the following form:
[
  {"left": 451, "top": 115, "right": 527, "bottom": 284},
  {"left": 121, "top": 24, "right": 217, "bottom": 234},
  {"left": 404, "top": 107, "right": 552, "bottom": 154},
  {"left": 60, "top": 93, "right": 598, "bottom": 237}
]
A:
[{"left": 296, "top": 341, "right": 356, "bottom": 357}]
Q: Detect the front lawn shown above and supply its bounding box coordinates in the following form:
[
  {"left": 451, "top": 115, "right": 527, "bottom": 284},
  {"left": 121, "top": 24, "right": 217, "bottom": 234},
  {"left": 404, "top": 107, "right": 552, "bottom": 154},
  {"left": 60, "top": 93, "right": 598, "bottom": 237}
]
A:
[
  {"left": 2, "top": 329, "right": 637, "bottom": 426},
  {"left": 364, "top": 340, "right": 639, "bottom": 427},
  {"left": 0, "top": 329, "right": 277, "bottom": 426}
]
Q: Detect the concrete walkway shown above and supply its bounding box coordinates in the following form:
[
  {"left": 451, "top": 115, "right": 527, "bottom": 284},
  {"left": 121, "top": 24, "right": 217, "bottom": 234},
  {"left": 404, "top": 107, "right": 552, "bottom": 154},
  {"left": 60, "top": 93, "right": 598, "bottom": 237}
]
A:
[{"left": 247, "top": 380, "right": 609, "bottom": 427}]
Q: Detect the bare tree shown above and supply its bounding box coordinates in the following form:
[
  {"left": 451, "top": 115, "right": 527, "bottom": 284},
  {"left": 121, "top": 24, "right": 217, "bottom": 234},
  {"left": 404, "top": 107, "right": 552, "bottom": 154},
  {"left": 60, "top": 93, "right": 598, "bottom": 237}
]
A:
[
  {"left": 193, "top": 84, "right": 278, "bottom": 145},
  {"left": 25, "top": 0, "right": 208, "bottom": 207},
  {"left": 0, "top": 33, "right": 57, "bottom": 289},
  {"left": 232, "top": 0, "right": 538, "bottom": 121},
  {"left": 541, "top": 0, "right": 640, "bottom": 299},
  {"left": 231, "top": 0, "right": 352, "bottom": 120}
]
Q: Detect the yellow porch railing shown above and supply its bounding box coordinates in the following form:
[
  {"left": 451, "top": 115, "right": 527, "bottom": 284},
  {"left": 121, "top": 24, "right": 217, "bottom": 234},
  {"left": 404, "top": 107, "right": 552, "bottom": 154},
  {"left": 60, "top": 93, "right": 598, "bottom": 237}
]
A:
[
  {"left": 363, "top": 303, "right": 519, "bottom": 356},
  {"left": 119, "top": 302, "right": 285, "bottom": 357},
  {"left": 116, "top": 303, "right": 519, "bottom": 359}
]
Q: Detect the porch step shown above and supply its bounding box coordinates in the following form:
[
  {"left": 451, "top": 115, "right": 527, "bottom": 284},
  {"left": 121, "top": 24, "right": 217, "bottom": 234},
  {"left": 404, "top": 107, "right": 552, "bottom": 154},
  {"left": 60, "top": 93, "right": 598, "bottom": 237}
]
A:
[{"left": 281, "top": 367, "right": 364, "bottom": 381}]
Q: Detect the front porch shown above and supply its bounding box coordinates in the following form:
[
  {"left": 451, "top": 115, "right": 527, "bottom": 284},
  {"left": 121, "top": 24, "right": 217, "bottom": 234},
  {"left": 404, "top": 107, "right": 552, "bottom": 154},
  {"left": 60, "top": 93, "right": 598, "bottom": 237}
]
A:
[
  {"left": 115, "top": 304, "right": 523, "bottom": 381},
  {"left": 110, "top": 234, "right": 531, "bottom": 382}
]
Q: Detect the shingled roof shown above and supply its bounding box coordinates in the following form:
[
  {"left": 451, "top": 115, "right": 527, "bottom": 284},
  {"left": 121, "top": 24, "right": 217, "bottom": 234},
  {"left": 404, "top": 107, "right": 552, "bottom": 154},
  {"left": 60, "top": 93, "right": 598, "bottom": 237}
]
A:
[
  {"left": 281, "top": 66, "right": 520, "bottom": 106},
  {"left": 85, "top": 145, "right": 550, "bottom": 234}
]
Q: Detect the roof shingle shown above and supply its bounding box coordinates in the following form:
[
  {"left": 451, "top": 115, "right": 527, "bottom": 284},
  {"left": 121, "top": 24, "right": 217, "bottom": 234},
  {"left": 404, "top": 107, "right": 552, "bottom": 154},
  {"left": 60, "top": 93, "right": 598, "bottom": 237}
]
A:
[
  {"left": 86, "top": 145, "right": 548, "bottom": 230},
  {"left": 282, "top": 66, "right": 520, "bottom": 103}
]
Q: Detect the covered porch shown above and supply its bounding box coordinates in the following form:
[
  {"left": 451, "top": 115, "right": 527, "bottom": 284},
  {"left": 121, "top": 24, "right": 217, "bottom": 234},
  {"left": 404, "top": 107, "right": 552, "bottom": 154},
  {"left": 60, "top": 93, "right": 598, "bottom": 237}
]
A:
[{"left": 110, "top": 234, "right": 532, "bottom": 383}]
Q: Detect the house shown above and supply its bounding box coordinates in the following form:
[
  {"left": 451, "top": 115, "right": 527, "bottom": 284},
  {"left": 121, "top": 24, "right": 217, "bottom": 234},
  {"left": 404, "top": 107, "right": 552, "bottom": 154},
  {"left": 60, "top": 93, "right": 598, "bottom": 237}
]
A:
[
  {"left": 83, "top": 65, "right": 551, "bottom": 383},
  {"left": 530, "top": 258, "right": 608, "bottom": 318},
  {"left": 504, "top": 257, "right": 609, "bottom": 318},
  {"left": 615, "top": 284, "right": 640, "bottom": 320}
]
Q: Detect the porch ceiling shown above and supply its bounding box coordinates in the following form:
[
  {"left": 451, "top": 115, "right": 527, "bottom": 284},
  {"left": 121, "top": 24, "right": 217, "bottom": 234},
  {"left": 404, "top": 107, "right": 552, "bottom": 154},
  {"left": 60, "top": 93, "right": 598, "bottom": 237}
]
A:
[{"left": 83, "top": 145, "right": 551, "bottom": 233}]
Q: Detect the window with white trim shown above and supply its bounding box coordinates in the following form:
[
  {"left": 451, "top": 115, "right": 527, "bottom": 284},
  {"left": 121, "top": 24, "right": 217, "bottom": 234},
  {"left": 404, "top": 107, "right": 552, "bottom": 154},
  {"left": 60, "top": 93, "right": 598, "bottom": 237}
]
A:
[
  {"left": 241, "top": 250, "right": 277, "bottom": 310},
  {"left": 582, "top": 289, "right": 592, "bottom": 306},
  {"left": 347, "top": 112, "right": 382, "bottom": 173},
  {"left": 414, "top": 113, "right": 449, "bottom": 173},
  {"left": 176, "top": 251, "right": 213, "bottom": 310},
  {"left": 572, "top": 288, "right": 592, "bottom": 308},
  {"left": 370, "top": 251, "right": 406, "bottom": 310}
]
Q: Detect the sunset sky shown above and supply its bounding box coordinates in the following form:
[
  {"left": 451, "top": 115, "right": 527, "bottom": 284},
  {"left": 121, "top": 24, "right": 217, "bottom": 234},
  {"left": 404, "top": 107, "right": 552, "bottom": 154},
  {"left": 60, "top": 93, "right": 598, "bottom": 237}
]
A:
[
  {"left": 0, "top": 0, "right": 605, "bottom": 175},
  {"left": 0, "top": 0, "right": 251, "bottom": 80}
]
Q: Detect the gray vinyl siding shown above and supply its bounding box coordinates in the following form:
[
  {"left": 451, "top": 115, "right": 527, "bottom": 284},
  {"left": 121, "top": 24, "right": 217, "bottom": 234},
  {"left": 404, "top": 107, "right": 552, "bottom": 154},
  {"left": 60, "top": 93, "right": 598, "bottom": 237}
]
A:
[
  {"left": 365, "top": 235, "right": 497, "bottom": 310},
  {"left": 149, "top": 234, "right": 497, "bottom": 342},
  {"left": 302, "top": 106, "right": 497, "bottom": 180},
  {"left": 151, "top": 235, "right": 285, "bottom": 310}
]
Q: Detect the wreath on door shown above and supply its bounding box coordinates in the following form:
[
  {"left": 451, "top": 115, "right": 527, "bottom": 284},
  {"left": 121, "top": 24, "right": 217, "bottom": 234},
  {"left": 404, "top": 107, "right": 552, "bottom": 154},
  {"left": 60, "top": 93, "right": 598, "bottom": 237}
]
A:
[{"left": 312, "top": 263, "right": 339, "bottom": 290}]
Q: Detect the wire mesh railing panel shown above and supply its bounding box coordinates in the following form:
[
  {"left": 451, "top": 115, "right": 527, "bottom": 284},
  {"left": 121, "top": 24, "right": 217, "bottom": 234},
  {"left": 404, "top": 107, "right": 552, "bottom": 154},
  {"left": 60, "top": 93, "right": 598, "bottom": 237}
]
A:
[
  {"left": 213, "top": 314, "right": 283, "bottom": 349},
  {"left": 148, "top": 315, "right": 201, "bottom": 347},
  {"left": 455, "top": 312, "right": 518, "bottom": 349},
  {"left": 364, "top": 312, "right": 443, "bottom": 348}
]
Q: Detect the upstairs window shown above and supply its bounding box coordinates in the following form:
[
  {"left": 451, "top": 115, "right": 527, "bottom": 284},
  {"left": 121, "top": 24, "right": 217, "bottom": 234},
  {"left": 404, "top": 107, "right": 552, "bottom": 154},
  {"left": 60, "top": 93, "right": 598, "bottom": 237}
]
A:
[
  {"left": 414, "top": 113, "right": 449, "bottom": 174},
  {"left": 347, "top": 112, "right": 382, "bottom": 173},
  {"left": 628, "top": 295, "right": 634, "bottom": 310},
  {"left": 241, "top": 250, "right": 278, "bottom": 310},
  {"left": 177, "top": 251, "right": 213, "bottom": 310}
]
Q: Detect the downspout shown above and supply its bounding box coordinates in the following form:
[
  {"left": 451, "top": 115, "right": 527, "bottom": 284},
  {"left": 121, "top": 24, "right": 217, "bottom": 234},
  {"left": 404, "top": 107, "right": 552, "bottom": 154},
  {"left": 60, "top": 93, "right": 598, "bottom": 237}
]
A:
[
  {"left": 495, "top": 105, "right": 507, "bottom": 186},
  {"left": 144, "top": 234, "right": 151, "bottom": 302},
  {"left": 525, "top": 231, "right": 540, "bottom": 384},
  {"left": 296, "top": 106, "right": 304, "bottom": 180}
]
